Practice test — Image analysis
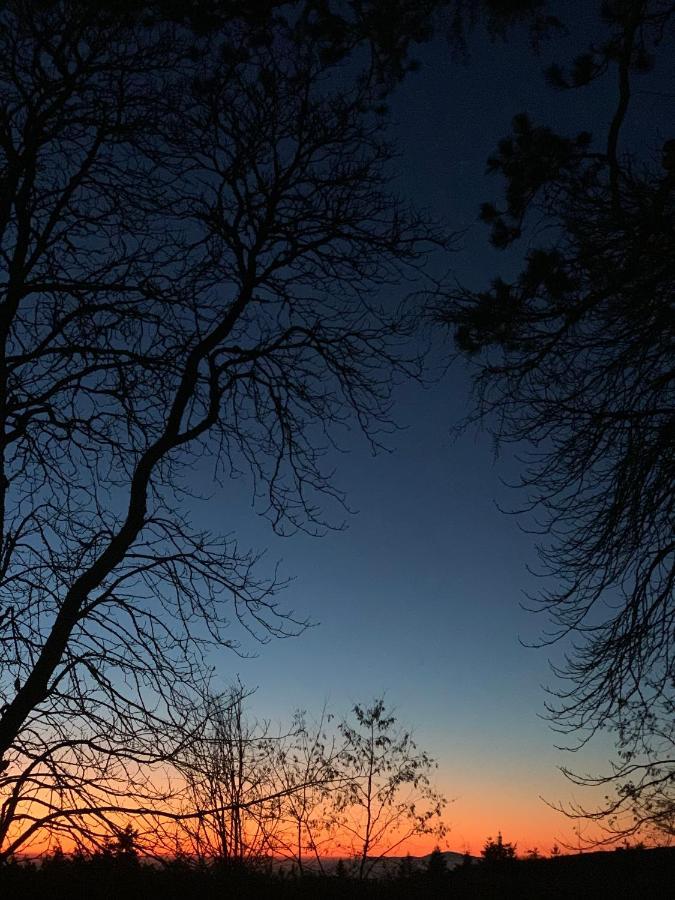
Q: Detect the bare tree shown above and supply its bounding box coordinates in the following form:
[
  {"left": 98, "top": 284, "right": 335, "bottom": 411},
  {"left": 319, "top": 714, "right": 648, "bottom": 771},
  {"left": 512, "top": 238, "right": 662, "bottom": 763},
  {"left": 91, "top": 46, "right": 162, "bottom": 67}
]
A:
[
  {"left": 0, "top": 1, "right": 440, "bottom": 857},
  {"left": 271, "top": 705, "right": 344, "bottom": 874},
  {"left": 172, "top": 695, "right": 447, "bottom": 875},
  {"left": 435, "top": 0, "right": 674, "bottom": 839},
  {"left": 174, "top": 691, "right": 347, "bottom": 871},
  {"left": 332, "top": 698, "right": 447, "bottom": 878},
  {"left": 556, "top": 690, "right": 675, "bottom": 845},
  {"left": 173, "top": 683, "right": 284, "bottom": 864}
]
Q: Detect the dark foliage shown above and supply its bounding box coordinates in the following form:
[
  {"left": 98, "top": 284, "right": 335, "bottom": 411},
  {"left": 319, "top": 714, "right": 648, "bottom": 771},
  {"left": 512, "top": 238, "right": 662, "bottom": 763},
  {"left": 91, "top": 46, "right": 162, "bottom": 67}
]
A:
[{"left": 481, "top": 831, "right": 517, "bottom": 864}]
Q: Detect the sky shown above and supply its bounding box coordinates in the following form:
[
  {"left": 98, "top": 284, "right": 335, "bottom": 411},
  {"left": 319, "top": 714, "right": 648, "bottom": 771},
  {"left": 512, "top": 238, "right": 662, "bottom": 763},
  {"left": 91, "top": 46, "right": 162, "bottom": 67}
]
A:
[{"left": 182, "top": 4, "right": 672, "bottom": 856}]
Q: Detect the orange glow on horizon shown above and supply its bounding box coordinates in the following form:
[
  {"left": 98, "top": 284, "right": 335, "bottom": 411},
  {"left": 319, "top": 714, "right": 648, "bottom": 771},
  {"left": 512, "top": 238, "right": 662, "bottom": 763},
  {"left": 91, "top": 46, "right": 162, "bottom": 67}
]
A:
[
  {"left": 12, "top": 811, "right": 593, "bottom": 862},
  {"left": 3, "top": 761, "right": 610, "bottom": 861}
]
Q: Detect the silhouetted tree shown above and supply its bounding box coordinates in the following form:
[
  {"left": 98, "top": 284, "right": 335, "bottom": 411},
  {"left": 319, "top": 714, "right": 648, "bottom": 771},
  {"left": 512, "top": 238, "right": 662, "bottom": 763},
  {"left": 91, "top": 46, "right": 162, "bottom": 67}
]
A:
[
  {"left": 271, "top": 705, "right": 343, "bottom": 874},
  {"left": 435, "top": 0, "right": 674, "bottom": 839},
  {"left": 397, "top": 852, "right": 416, "bottom": 879},
  {"left": 96, "top": 0, "right": 558, "bottom": 84},
  {"left": 105, "top": 823, "right": 140, "bottom": 865},
  {"left": 92, "top": 0, "right": 452, "bottom": 87},
  {"left": 334, "top": 857, "right": 348, "bottom": 879},
  {"left": 0, "top": 0, "right": 443, "bottom": 857},
  {"left": 332, "top": 698, "right": 447, "bottom": 879},
  {"left": 174, "top": 683, "right": 283, "bottom": 864},
  {"left": 481, "top": 831, "right": 516, "bottom": 863},
  {"left": 426, "top": 845, "right": 449, "bottom": 879},
  {"left": 42, "top": 844, "right": 67, "bottom": 870},
  {"left": 0, "top": 0, "right": 588, "bottom": 858}
]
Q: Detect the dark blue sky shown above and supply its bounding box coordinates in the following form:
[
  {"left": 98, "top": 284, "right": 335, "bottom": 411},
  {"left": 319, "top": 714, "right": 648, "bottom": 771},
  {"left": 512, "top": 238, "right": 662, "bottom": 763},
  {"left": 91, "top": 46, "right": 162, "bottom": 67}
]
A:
[{"left": 191, "top": 3, "right": 673, "bottom": 852}]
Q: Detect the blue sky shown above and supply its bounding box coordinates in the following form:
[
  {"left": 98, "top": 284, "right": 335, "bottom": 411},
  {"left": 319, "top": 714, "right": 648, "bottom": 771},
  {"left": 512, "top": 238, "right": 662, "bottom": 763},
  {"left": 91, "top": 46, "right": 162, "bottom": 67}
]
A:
[{"left": 185, "top": 3, "right": 672, "bottom": 852}]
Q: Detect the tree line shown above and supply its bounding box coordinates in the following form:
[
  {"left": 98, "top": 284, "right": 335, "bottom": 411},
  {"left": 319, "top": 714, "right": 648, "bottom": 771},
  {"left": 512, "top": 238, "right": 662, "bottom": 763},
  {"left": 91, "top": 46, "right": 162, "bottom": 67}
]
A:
[{"left": 1, "top": 827, "right": 673, "bottom": 900}]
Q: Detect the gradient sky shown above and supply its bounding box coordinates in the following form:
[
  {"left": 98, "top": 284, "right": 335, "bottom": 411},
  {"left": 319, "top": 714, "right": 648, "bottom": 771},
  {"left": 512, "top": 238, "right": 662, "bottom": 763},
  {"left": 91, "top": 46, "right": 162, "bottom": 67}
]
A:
[{"left": 185, "top": 4, "right": 672, "bottom": 856}]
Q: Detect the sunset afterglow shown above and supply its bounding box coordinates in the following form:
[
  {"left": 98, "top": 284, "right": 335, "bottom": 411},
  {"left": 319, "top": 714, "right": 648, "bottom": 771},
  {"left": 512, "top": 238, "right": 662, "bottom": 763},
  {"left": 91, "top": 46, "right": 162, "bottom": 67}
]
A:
[{"left": 0, "top": 2, "right": 672, "bottom": 898}]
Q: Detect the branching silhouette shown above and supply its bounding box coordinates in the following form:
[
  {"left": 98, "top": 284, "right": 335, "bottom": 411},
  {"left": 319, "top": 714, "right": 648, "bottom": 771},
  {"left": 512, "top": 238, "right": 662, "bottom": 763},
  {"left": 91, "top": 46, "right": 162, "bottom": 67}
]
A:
[
  {"left": 270, "top": 704, "right": 345, "bottom": 874},
  {"left": 171, "top": 692, "right": 449, "bottom": 877},
  {"left": 174, "top": 682, "right": 292, "bottom": 864},
  {"left": 332, "top": 698, "right": 447, "bottom": 879},
  {"left": 0, "top": 1, "right": 444, "bottom": 855},
  {"left": 435, "top": 0, "right": 674, "bottom": 838}
]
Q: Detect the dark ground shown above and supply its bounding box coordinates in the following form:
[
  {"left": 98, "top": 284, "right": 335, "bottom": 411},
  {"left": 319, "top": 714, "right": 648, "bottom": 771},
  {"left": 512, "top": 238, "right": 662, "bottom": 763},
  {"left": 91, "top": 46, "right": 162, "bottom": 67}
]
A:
[{"left": 1, "top": 846, "right": 673, "bottom": 899}]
